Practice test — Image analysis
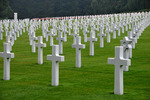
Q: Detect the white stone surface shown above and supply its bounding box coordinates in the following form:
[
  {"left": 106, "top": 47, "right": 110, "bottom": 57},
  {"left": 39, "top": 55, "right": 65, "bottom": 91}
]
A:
[
  {"left": 128, "top": 31, "right": 136, "bottom": 49},
  {"left": 31, "top": 32, "right": 37, "bottom": 52},
  {"left": 0, "top": 43, "right": 14, "bottom": 80},
  {"left": 56, "top": 31, "right": 66, "bottom": 54},
  {"left": 120, "top": 37, "right": 132, "bottom": 71},
  {"left": 0, "top": 26, "right": 4, "bottom": 40},
  {"left": 47, "top": 45, "right": 64, "bottom": 86},
  {"left": 14, "top": 13, "right": 18, "bottom": 21},
  {"left": 35, "top": 36, "right": 46, "bottom": 64},
  {"left": 108, "top": 46, "right": 131, "bottom": 95},
  {"left": 106, "top": 25, "right": 111, "bottom": 43},
  {"left": 113, "top": 24, "right": 117, "bottom": 39},
  {"left": 6, "top": 36, "right": 13, "bottom": 51},
  {"left": 72, "top": 36, "right": 85, "bottom": 68},
  {"left": 97, "top": 29, "right": 106, "bottom": 48},
  {"left": 87, "top": 31, "right": 97, "bottom": 56}
]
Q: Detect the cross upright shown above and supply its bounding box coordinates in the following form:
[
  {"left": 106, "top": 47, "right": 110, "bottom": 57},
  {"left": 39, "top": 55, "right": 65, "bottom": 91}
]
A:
[
  {"left": 120, "top": 37, "right": 132, "bottom": 71},
  {"left": 56, "top": 31, "right": 66, "bottom": 54},
  {"left": 108, "top": 46, "right": 131, "bottom": 95},
  {"left": 128, "top": 31, "right": 136, "bottom": 49},
  {"left": 35, "top": 36, "right": 46, "bottom": 64},
  {"left": 49, "top": 29, "right": 56, "bottom": 46},
  {"left": 87, "top": 31, "right": 97, "bottom": 56},
  {"left": 113, "top": 24, "right": 117, "bottom": 39},
  {"left": 83, "top": 25, "right": 89, "bottom": 42},
  {"left": 72, "top": 36, "right": 85, "bottom": 68},
  {"left": 47, "top": 45, "right": 64, "bottom": 86},
  {"left": 71, "top": 30, "right": 79, "bottom": 45},
  {"left": 0, "top": 26, "right": 4, "bottom": 40},
  {"left": 45, "top": 29, "right": 50, "bottom": 42},
  {"left": 0, "top": 43, "right": 14, "bottom": 80},
  {"left": 97, "top": 28, "right": 106, "bottom": 48},
  {"left": 105, "top": 25, "right": 111, "bottom": 43},
  {"left": 118, "top": 22, "right": 122, "bottom": 36},
  {"left": 62, "top": 24, "right": 68, "bottom": 41}
]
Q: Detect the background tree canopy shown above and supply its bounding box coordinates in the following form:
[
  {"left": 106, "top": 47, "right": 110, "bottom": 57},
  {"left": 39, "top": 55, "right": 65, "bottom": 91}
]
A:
[
  {"left": 0, "top": 0, "right": 13, "bottom": 19},
  {"left": 1, "top": 0, "right": 150, "bottom": 19}
]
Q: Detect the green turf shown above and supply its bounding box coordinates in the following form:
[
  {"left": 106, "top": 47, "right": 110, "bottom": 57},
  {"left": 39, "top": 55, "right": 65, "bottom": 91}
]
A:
[{"left": 0, "top": 25, "right": 150, "bottom": 100}]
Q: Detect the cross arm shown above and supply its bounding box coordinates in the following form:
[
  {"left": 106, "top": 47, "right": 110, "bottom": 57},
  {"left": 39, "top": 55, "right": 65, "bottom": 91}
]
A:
[
  {"left": 108, "top": 58, "right": 115, "bottom": 65},
  {"left": 120, "top": 59, "right": 131, "bottom": 66},
  {"left": 47, "top": 55, "right": 52, "bottom": 61},
  {"left": 56, "top": 56, "right": 64, "bottom": 62},
  {"left": 8, "top": 53, "right": 14, "bottom": 58}
]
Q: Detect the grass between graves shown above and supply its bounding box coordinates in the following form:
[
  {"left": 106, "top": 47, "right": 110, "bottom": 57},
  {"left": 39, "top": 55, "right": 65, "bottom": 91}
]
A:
[{"left": 0, "top": 26, "right": 150, "bottom": 100}]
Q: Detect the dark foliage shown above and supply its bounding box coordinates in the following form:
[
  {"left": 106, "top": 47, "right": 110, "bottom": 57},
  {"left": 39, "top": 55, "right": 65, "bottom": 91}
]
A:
[{"left": 1, "top": 0, "right": 150, "bottom": 19}]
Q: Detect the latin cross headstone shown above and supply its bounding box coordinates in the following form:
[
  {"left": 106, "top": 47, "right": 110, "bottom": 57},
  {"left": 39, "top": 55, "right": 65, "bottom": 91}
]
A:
[
  {"left": 120, "top": 37, "right": 132, "bottom": 71},
  {"left": 122, "top": 22, "right": 125, "bottom": 34},
  {"left": 118, "top": 22, "right": 122, "bottom": 36},
  {"left": 30, "top": 32, "right": 37, "bottom": 52},
  {"left": 49, "top": 29, "right": 55, "bottom": 46},
  {"left": 87, "top": 31, "right": 97, "bottom": 56},
  {"left": 6, "top": 36, "right": 13, "bottom": 51},
  {"left": 47, "top": 45, "right": 64, "bottom": 86},
  {"left": 0, "top": 26, "right": 4, "bottom": 40},
  {"left": 35, "top": 36, "right": 46, "bottom": 64},
  {"left": 128, "top": 31, "right": 136, "bottom": 49},
  {"left": 71, "top": 30, "right": 79, "bottom": 44},
  {"left": 72, "top": 36, "right": 85, "bottom": 68},
  {"left": 106, "top": 25, "right": 111, "bottom": 43},
  {"left": 62, "top": 24, "right": 68, "bottom": 41},
  {"left": 0, "top": 43, "right": 14, "bottom": 80},
  {"left": 83, "top": 26, "right": 89, "bottom": 42},
  {"left": 14, "top": 13, "right": 18, "bottom": 21},
  {"left": 97, "top": 28, "right": 106, "bottom": 48},
  {"left": 113, "top": 24, "right": 117, "bottom": 39},
  {"left": 108, "top": 46, "right": 131, "bottom": 95},
  {"left": 56, "top": 31, "right": 66, "bottom": 54}
]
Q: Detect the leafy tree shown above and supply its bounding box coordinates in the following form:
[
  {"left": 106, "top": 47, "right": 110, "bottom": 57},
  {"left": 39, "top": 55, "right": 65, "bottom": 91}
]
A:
[
  {"left": 0, "top": 0, "right": 13, "bottom": 19},
  {"left": 8, "top": 0, "right": 150, "bottom": 19}
]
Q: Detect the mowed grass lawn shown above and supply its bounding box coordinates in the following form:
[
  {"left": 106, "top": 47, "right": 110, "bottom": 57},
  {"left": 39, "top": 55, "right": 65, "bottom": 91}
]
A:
[{"left": 0, "top": 25, "right": 150, "bottom": 100}]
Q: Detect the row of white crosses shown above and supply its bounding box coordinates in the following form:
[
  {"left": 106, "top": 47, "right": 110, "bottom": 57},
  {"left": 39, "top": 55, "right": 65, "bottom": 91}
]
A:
[
  {"left": 107, "top": 12, "right": 150, "bottom": 95},
  {"left": 1, "top": 12, "right": 150, "bottom": 90},
  {"left": 32, "top": 12, "right": 149, "bottom": 86},
  {"left": 0, "top": 13, "right": 30, "bottom": 80}
]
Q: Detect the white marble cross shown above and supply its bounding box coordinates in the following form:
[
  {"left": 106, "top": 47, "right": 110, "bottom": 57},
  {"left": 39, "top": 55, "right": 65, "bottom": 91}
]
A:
[
  {"left": 56, "top": 31, "right": 66, "bottom": 54},
  {"left": 14, "top": 12, "right": 18, "bottom": 21},
  {"left": 113, "top": 24, "right": 117, "bottom": 39},
  {"left": 97, "top": 29, "right": 106, "bottom": 48},
  {"left": 62, "top": 24, "right": 68, "bottom": 41},
  {"left": 6, "top": 36, "right": 13, "bottom": 51},
  {"left": 0, "top": 43, "right": 14, "bottom": 80},
  {"left": 120, "top": 37, "right": 132, "bottom": 71},
  {"left": 72, "top": 30, "right": 79, "bottom": 44},
  {"left": 87, "top": 30, "right": 97, "bottom": 56},
  {"left": 35, "top": 36, "right": 46, "bottom": 64},
  {"left": 0, "top": 26, "right": 4, "bottom": 40},
  {"left": 47, "top": 45, "right": 64, "bottom": 86},
  {"left": 30, "top": 32, "right": 37, "bottom": 52},
  {"left": 106, "top": 25, "right": 111, "bottom": 43},
  {"left": 128, "top": 31, "right": 136, "bottom": 49},
  {"left": 108, "top": 46, "right": 131, "bottom": 95},
  {"left": 72, "top": 36, "right": 85, "bottom": 68},
  {"left": 83, "top": 26, "right": 89, "bottom": 42},
  {"left": 122, "top": 22, "right": 125, "bottom": 34},
  {"left": 49, "top": 29, "right": 55, "bottom": 46}
]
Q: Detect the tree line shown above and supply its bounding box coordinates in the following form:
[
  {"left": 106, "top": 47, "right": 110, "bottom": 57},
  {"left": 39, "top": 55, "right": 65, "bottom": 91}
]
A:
[{"left": 0, "top": 0, "right": 150, "bottom": 19}]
